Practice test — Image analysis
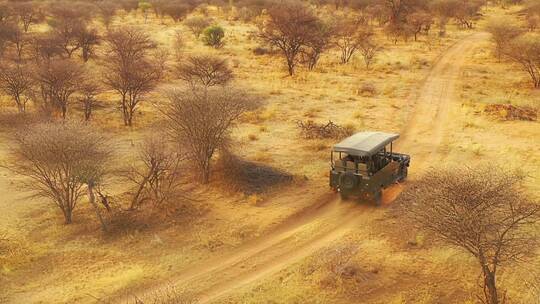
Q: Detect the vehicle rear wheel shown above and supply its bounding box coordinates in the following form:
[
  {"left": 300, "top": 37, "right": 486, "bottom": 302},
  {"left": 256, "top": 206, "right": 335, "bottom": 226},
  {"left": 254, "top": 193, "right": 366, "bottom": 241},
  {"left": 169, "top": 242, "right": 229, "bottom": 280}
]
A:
[{"left": 373, "top": 190, "right": 382, "bottom": 206}]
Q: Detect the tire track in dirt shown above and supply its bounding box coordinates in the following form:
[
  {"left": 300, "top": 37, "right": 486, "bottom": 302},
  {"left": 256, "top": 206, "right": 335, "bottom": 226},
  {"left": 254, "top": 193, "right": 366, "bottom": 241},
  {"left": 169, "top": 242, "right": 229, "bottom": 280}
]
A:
[
  {"left": 126, "top": 32, "right": 489, "bottom": 304},
  {"left": 397, "top": 32, "right": 490, "bottom": 172}
]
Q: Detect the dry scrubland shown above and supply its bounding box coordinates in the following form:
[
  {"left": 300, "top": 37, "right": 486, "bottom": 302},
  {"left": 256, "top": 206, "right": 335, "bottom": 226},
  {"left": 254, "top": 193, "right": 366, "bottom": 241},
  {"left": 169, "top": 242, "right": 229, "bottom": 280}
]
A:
[{"left": 0, "top": 1, "right": 538, "bottom": 304}]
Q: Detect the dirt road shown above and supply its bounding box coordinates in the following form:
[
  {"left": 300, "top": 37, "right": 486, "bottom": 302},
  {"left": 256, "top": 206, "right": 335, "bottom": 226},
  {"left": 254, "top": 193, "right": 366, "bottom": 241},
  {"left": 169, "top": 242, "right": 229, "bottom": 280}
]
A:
[{"left": 129, "top": 32, "right": 490, "bottom": 303}]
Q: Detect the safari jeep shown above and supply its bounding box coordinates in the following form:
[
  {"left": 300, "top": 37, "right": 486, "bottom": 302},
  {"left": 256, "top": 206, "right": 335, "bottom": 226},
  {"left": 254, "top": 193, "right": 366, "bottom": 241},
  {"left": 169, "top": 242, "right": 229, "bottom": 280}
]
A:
[{"left": 329, "top": 131, "right": 410, "bottom": 205}]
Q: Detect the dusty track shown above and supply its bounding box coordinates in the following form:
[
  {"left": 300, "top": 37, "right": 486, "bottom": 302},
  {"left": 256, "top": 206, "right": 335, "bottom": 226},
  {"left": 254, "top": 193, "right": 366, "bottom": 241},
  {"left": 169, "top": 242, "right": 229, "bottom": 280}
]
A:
[{"left": 128, "top": 32, "right": 489, "bottom": 304}]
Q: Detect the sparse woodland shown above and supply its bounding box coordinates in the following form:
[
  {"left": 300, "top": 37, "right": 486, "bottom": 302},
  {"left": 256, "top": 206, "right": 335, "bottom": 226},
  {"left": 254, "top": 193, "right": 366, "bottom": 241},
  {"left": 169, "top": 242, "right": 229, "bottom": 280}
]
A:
[{"left": 0, "top": 0, "right": 538, "bottom": 303}]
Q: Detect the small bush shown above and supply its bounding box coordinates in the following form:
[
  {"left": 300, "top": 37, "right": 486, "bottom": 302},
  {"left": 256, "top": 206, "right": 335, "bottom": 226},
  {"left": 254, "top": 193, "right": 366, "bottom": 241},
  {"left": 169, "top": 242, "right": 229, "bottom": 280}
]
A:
[
  {"left": 184, "top": 16, "right": 212, "bottom": 38},
  {"left": 252, "top": 46, "right": 270, "bottom": 55},
  {"left": 358, "top": 82, "right": 377, "bottom": 96},
  {"left": 296, "top": 120, "right": 354, "bottom": 139},
  {"left": 202, "top": 25, "right": 225, "bottom": 48},
  {"left": 484, "top": 103, "right": 537, "bottom": 121}
]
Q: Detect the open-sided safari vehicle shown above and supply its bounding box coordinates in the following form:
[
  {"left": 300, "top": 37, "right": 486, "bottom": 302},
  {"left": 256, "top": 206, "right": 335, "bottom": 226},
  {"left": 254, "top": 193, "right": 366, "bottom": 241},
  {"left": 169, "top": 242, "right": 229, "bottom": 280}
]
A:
[{"left": 330, "top": 131, "right": 410, "bottom": 205}]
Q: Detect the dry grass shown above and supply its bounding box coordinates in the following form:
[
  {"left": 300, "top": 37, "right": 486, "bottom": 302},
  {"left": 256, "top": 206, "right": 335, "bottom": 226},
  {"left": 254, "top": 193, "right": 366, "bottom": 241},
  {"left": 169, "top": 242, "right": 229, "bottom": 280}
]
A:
[{"left": 0, "top": 4, "right": 538, "bottom": 304}]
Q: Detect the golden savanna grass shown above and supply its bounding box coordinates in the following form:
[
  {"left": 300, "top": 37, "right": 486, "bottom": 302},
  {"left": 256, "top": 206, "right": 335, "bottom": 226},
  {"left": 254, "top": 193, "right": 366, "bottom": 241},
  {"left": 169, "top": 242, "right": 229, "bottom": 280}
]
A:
[{"left": 0, "top": 3, "right": 538, "bottom": 304}]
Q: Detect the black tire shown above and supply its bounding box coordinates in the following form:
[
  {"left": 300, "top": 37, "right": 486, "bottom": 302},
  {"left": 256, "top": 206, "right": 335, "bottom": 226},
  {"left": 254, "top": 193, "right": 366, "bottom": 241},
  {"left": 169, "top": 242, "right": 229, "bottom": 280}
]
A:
[
  {"left": 373, "top": 190, "right": 382, "bottom": 206},
  {"left": 339, "top": 172, "right": 358, "bottom": 191},
  {"left": 398, "top": 166, "right": 408, "bottom": 182},
  {"left": 340, "top": 191, "right": 349, "bottom": 200}
]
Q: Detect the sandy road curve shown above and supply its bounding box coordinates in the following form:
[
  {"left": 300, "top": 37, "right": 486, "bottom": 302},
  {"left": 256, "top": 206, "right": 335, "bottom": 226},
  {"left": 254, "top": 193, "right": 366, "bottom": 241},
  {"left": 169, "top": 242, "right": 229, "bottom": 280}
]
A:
[
  {"left": 126, "top": 32, "right": 489, "bottom": 304},
  {"left": 397, "top": 32, "right": 490, "bottom": 170}
]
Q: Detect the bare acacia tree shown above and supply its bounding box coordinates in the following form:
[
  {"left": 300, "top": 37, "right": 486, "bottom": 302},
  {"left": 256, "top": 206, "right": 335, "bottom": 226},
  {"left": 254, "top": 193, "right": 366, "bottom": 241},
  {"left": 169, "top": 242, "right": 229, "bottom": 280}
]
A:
[
  {"left": 333, "top": 16, "right": 373, "bottom": 64},
  {"left": 30, "top": 33, "right": 63, "bottom": 63},
  {"left": 13, "top": 2, "right": 42, "bottom": 33},
  {"left": 35, "top": 59, "right": 84, "bottom": 119},
  {"left": 0, "top": 2, "right": 13, "bottom": 23},
  {"left": 429, "top": 0, "right": 457, "bottom": 36},
  {"left": 453, "top": 0, "right": 483, "bottom": 29},
  {"left": 8, "top": 122, "right": 112, "bottom": 227},
  {"left": 162, "top": 87, "right": 260, "bottom": 183},
  {"left": 359, "top": 39, "right": 381, "bottom": 69},
  {"left": 126, "top": 137, "right": 187, "bottom": 210},
  {"left": 77, "top": 27, "right": 100, "bottom": 62},
  {"left": 184, "top": 16, "right": 212, "bottom": 38},
  {"left": 0, "top": 22, "right": 27, "bottom": 61},
  {"left": 486, "top": 17, "right": 524, "bottom": 61},
  {"left": 176, "top": 54, "right": 233, "bottom": 88},
  {"left": 78, "top": 78, "right": 101, "bottom": 121},
  {"left": 401, "top": 166, "right": 539, "bottom": 304},
  {"left": 503, "top": 33, "right": 540, "bottom": 88},
  {"left": 258, "top": 1, "right": 319, "bottom": 75},
  {"left": 48, "top": 9, "right": 87, "bottom": 58},
  {"left": 103, "top": 27, "right": 164, "bottom": 126},
  {"left": 406, "top": 10, "right": 433, "bottom": 41},
  {"left": 97, "top": 1, "right": 119, "bottom": 28},
  {"left": 302, "top": 19, "right": 333, "bottom": 70},
  {"left": 0, "top": 62, "right": 34, "bottom": 113},
  {"left": 162, "top": 0, "right": 192, "bottom": 22}
]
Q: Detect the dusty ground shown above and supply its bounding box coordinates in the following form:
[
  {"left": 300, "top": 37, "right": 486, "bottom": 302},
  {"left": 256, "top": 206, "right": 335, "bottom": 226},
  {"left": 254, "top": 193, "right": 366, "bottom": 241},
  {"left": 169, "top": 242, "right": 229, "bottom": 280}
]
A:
[{"left": 0, "top": 5, "right": 539, "bottom": 304}]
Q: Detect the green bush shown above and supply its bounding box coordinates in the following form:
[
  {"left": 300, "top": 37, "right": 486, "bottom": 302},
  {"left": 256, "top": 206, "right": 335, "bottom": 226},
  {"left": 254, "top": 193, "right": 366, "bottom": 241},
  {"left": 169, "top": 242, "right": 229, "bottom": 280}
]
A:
[{"left": 202, "top": 25, "right": 225, "bottom": 48}]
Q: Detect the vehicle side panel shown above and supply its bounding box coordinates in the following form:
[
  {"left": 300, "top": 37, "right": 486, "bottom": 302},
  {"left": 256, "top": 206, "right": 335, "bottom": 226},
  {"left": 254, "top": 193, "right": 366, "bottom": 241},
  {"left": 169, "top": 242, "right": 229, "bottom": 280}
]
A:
[{"left": 366, "top": 161, "right": 400, "bottom": 193}]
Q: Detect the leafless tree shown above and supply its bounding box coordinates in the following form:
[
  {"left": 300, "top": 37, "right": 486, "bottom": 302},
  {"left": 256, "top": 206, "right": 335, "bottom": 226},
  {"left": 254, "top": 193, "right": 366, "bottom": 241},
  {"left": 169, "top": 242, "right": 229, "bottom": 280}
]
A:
[
  {"left": 97, "top": 1, "right": 119, "bottom": 28},
  {"left": 35, "top": 59, "right": 84, "bottom": 119},
  {"left": 526, "top": 13, "right": 540, "bottom": 32},
  {"left": 184, "top": 16, "right": 212, "bottom": 38},
  {"left": 29, "top": 33, "right": 63, "bottom": 63},
  {"left": 0, "top": 2, "right": 13, "bottom": 23},
  {"left": 162, "top": 0, "right": 193, "bottom": 22},
  {"left": 258, "top": 1, "right": 319, "bottom": 75},
  {"left": 102, "top": 27, "right": 164, "bottom": 126},
  {"left": 48, "top": 2, "right": 95, "bottom": 23},
  {"left": 486, "top": 17, "right": 524, "bottom": 61},
  {"left": 173, "top": 30, "right": 184, "bottom": 60},
  {"left": 453, "top": 0, "right": 483, "bottom": 29},
  {"left": 0, "top": 22, "right": 12, "bottom": 55},
  {"left": 333, "top": 16, "right": 373, "bottom": 64},
  {"left": 366, "top": 3, "right": 391, "bottom": 26},
  {"left": 430, "top": 0, "right": 458, "bottom": 36},
  {"left": 48, "top": 3, "right": 95, "bottom": 59},
  {"left": 503, "top": 33, "right": 540, "bottom": 88},
  {"left": 78, "top": 78, "right": 101, "bottom": 121},
  {"left": 162, "top": 87, "right": 261, "bottom": 183},
  {"left": 50, "top": 19, "right": 84, "bottom": 58},
  {"left": 359, "top": 39, "right": 381, "bottom": 69},
  {"left": 302, "top": 19, "right": 334, "bottom": 70},
  {"left": 119, "top": 0, "right": 140, "bottom": 13},
  {"left": 0, "top": 21, "right": 28, "bottom": 61},
  {"left": 126, "top": 137, "right": 187, "bottom": 210},
  {"left": 176, "top": 54, "right": 233, "bottom": 88},
  {"left": 0, "top": 62, "right": 34, "bottom": 113},
  {"left": 149, "top": 0, "right": 166, "bottom": 19},
  {"left": 400, "top": 166, "right": 539, "bottom": 304},
  {"left": 77, "top": 27, "right": 100, "bottom": 62},
  {"left": 7, "top": 122, "right": 112, "bottom": 228},
  {"left": 406, "top": 10, "right": 433, "bottom": 41},
  {"left": 13, "top": 2, "right": 42, "bottom": 33}
]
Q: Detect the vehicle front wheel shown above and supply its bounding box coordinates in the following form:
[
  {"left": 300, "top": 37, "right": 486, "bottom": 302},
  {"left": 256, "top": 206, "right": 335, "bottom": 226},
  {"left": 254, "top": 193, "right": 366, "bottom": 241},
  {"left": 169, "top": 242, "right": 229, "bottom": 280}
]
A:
[{"left": 398, "top": 166, "right": 408, "bottom": 182}]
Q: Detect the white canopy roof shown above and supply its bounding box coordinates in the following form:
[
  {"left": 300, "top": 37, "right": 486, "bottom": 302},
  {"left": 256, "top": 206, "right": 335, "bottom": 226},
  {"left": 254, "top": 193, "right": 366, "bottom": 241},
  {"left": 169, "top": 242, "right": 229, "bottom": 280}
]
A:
[{"left": 333, "top": 131, "right": 399, "bottom": 156}]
